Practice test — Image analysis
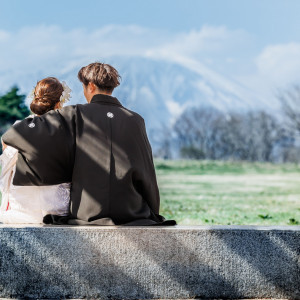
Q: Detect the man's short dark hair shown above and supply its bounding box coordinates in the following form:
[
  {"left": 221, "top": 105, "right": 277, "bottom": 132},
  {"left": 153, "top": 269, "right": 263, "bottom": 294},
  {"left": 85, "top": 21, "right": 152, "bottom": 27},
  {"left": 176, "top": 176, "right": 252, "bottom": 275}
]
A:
[{"left": 78, "top": 62, "right": 121, "bottom": 93}]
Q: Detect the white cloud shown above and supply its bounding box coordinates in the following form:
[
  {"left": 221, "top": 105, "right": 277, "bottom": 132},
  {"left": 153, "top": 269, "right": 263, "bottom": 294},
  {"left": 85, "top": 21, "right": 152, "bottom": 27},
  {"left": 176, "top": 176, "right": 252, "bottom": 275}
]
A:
[
  {"left": 0, "top": 25, "right": 167, "bottom": 75},
  {"left": 146, "top": 25, "right": 254, "bottom": 63},
  {"left": 255, "top": 43, "right": 300, "bottom": 85},
  {"left": 235, "top": 42, "right": 300, "bottom": 103}
]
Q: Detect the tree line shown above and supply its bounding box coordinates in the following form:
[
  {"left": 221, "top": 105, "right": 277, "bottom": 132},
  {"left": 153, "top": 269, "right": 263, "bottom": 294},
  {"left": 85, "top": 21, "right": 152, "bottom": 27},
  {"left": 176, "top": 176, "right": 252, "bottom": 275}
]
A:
[{"left": 157, "top": 85, "right": 300, "bottom": 163}]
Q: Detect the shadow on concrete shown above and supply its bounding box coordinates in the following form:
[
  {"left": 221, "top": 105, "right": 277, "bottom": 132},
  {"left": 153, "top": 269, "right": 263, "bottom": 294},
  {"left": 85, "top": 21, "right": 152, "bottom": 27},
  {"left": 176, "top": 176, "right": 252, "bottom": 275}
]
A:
[
  {"left": 211, "top": 227, "right": 300, "bottom": 299},
  {"left": 0, "top": 227, "right": 154, "bottom": 299}
]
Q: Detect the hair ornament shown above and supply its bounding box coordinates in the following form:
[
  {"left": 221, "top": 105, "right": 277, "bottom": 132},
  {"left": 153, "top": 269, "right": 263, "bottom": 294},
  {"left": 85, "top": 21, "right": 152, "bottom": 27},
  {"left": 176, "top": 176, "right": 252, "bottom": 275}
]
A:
[
  {"left": 59, "top": 81, "right": 72, "bottom": 105},
  {"left": 27, "top": 88, "right": 35, "bottom": 102}
]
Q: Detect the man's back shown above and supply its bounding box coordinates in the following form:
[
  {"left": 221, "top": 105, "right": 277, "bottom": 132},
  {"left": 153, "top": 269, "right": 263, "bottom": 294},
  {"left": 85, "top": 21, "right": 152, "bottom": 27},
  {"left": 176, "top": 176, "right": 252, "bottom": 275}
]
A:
[{"left": 69, "top": 94, "right": 161, "bottom": 225}]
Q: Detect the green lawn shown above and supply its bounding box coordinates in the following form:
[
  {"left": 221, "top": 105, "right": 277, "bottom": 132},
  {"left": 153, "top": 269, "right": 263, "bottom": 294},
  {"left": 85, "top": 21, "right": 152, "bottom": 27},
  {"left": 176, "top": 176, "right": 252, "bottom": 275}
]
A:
[
  {"left": 156, "top": 160, "right": 300, "bottom": 225},
  {"left": 1, "top": 160, "right": 300, "bottom": 225}
]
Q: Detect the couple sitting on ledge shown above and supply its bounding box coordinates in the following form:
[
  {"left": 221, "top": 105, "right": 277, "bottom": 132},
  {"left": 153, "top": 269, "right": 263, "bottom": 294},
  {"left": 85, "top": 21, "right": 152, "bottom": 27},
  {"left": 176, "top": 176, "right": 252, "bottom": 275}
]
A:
[{"left": 0, "top": 62, "right": 176, "bottom": 226}]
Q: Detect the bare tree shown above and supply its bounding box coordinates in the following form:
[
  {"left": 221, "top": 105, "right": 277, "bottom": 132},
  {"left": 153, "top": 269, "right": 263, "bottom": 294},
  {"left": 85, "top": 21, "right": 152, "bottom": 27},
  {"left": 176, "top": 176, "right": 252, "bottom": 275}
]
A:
[
  {"left": 153, "top": 125, "right": 173, "bottom": 159},
  {"left": 173, "top": 106, "right": 282, "bottom": 162},
  {"left": 277, "top": 85, "right": 300, "bottom": 133},
  {"left": 243, "top": 111, "right": 280, "bottom": 162},
  {"left": 174, "top": 106, "right": 223, "bottom": 159}
]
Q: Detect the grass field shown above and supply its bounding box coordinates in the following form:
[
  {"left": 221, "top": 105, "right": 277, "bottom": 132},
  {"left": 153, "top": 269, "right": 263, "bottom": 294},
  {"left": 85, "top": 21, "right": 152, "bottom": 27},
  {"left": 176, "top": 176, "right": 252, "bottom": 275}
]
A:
[
  {"left": 156, "top": 160, "right": 300, "bottom": 225},
  {"left": 1, "top": 160, "right": 300, "bottom": 225}
]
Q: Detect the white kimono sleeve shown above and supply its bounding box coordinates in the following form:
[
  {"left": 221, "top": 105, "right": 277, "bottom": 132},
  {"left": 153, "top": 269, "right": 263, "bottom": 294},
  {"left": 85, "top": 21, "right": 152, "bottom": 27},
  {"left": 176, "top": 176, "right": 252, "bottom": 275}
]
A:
[{"left": 0, "top": 146, "right": 18, "bottom": 212}]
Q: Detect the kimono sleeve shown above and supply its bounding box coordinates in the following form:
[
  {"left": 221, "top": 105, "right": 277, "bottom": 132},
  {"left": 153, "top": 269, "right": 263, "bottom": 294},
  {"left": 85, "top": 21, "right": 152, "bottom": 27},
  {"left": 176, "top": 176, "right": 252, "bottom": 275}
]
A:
[
  {"left": 2, "top": 106, "right": 76, "bottom": 186},
  {"left": 134, "top": 117, "right": 160, "bottom": 214}
]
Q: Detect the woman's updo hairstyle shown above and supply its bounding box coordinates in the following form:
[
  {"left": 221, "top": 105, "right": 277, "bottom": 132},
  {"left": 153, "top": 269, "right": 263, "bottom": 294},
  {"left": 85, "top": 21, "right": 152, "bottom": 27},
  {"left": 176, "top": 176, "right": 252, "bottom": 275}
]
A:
[{"left": 30, "top": 77, "right": 63, "bottom": 115}]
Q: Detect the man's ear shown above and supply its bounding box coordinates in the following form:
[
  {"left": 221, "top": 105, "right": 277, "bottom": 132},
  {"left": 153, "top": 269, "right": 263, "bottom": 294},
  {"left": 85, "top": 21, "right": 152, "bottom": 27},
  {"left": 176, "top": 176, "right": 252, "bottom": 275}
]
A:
[{"left": 88, "top": 82, "right": 96, "bottom": 93}]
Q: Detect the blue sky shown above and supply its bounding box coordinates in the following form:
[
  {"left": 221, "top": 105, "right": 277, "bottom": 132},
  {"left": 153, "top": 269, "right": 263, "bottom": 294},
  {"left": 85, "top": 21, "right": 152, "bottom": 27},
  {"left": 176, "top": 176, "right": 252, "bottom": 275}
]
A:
[
  {"left": 1, "top": 0, "right": 299, "bottom": 44},
  {"left": 0, "top": 0, "right": 300, "bottom": 100}
]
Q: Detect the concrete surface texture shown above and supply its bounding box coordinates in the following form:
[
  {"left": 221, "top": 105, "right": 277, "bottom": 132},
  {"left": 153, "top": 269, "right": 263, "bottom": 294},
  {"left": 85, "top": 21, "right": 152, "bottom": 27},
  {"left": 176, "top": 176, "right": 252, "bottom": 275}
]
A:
[{"left": 0, "top": 225, "right": 299, "bottom": 299}]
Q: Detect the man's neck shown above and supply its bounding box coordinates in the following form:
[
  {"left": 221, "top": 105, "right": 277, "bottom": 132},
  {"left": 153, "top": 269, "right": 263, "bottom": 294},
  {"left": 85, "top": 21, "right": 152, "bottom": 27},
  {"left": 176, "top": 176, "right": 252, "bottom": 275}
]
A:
[
  {"left": 88, "top": 91, "right": 112, "bottom": 103},
  {"left": 95, "top": 90, "right": 112, "bottom": 96}
]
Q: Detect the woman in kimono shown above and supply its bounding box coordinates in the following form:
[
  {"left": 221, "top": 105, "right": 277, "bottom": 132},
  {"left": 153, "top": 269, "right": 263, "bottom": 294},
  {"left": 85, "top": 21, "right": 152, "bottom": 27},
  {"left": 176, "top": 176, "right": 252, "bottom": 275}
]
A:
[{"left": 0, "top": 77, "right": 72, "bottom": 223}]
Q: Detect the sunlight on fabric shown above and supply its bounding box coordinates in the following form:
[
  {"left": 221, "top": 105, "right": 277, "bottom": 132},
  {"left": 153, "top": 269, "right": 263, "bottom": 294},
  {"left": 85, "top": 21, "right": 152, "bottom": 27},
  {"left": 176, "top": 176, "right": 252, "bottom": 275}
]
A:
[{"left": 78, "top": 116, "right": 132, "bottom": 179}]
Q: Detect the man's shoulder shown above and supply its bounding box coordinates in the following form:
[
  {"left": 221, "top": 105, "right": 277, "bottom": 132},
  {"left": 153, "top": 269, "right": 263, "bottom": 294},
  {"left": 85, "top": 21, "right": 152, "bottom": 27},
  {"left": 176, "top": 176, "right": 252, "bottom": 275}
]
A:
[
  {"left": 75, "top": 100, "right": 145, "bottom": 123},
  {"left": 120, "top": 106, "right": 145, "bottom": 123}
]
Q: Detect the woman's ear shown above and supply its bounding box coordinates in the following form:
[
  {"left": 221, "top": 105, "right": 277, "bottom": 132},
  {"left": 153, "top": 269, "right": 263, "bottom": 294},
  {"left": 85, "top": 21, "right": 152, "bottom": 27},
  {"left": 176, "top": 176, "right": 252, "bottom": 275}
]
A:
[{"left": 55, "top": 102, "right": 62, "bottom": 110}]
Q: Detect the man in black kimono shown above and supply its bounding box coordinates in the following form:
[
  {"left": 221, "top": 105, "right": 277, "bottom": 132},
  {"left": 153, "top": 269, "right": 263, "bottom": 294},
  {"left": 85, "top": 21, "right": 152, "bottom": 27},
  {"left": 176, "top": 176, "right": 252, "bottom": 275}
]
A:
[{"left": 2, "top": 62, "right": 175, "bottom": 226}]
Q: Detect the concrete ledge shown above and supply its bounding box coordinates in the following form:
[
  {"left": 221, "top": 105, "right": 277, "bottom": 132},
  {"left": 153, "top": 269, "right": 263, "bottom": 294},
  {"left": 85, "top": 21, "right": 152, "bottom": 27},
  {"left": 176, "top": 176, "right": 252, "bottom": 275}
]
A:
[{"left": 0, "top": 225, "right": 299, "bottom": 299}]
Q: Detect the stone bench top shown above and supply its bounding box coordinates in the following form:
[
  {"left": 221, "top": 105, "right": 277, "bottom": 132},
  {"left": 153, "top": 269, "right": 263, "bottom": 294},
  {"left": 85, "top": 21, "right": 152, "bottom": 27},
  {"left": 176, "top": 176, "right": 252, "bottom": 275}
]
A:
[{"left": 0, "top": 224, "right": 299, "bottom": 230}]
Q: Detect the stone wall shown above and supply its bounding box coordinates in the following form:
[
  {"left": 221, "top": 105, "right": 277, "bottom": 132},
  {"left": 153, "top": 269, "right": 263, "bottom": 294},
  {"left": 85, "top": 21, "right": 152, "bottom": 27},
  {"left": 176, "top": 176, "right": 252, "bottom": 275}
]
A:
[{"left": 0, "top": 225, "right": 299, "bottom": 299}]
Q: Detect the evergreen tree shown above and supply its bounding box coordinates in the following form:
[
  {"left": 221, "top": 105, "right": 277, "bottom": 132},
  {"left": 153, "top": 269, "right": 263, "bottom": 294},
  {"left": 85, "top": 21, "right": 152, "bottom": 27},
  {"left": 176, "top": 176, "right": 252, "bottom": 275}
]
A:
[
  {"left": 0, "top": 86, "right": 30, "bottom": 133},
  {"left": 0, "top": 86, "right": 30, "bottom": 125}
]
